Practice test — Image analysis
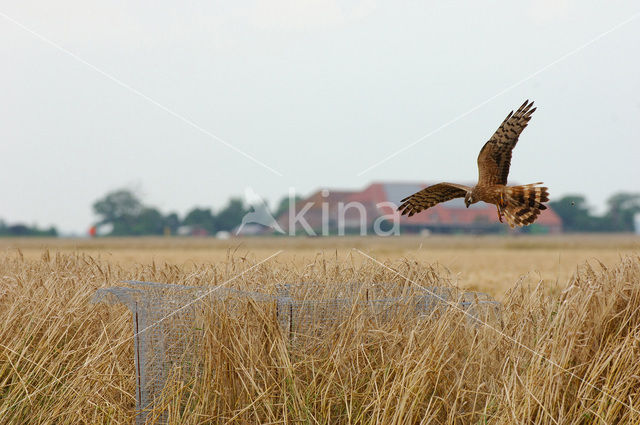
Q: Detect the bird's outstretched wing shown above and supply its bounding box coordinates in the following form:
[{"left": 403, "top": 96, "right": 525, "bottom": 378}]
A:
[
  {"left": 398, "top": 183, "right": 470, "bottom": 217},
  {"left": 477, "top": 100, "right": 536, "bottom": 186}
]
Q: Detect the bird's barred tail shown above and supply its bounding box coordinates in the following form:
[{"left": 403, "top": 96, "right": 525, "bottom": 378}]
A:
[{"left": 503, "top": 183, "right": 549, "bottom": 228}]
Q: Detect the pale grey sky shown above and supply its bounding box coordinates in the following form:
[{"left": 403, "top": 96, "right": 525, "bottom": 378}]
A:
[{"left": 1, "top": 1, "right": 639, "bottom": 234}]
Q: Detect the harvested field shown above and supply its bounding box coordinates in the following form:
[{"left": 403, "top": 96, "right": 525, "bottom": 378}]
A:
[{"left": 0, "top": 235, "right": 639, "bottom": 423}]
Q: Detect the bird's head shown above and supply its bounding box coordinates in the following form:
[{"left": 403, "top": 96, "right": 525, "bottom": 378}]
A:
[{"left": 464, "top": 192, "right": 474, "bottom": 208}]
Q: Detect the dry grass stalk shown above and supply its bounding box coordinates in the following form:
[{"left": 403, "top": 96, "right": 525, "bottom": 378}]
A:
[{"left": 0, "top": 251, "right": 639, "bottom": 424}]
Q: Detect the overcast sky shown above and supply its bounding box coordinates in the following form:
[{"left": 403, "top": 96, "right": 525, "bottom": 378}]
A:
[{"left": 1, "top": 1, "right": 639, "bottom": 234}]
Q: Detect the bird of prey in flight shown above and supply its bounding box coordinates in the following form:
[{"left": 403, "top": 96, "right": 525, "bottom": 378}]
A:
[{"left": 398, "top": 100, "right": 549, "bottom": 227}]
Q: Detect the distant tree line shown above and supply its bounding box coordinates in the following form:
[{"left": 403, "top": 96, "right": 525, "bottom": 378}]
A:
[
  {"left": 549, "top": 193, "right": 640, "bottom": 232},
  {"left": 90, "top": 188, "right": 639, "bottom": 236},
  {"left": 92, "top": 188, "right": 299, "bottom": 236},
  {"left": 0, "top": 220, "right": 58, "bottom": 237},
  {"left": 3, "top": 189, "right": 637, "bottom": 238}
]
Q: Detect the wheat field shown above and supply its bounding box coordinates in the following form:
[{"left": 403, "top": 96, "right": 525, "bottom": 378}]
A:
[
  {"left": 3, "top": 234, "right": 638, "bottom": 297},
  {"left": 1, "top": 235, "right": 639, "bottom": 424}
]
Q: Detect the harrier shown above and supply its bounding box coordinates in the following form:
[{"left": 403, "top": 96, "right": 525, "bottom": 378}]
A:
[{"left": 398, "top": 100, "right": 549, "bottom": 228}]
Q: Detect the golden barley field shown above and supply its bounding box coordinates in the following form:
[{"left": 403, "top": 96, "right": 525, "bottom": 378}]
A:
[
  {"left": 1, "top": 235, "right": 640, "bottom": 424},
  {"left": 3, "top": 234, "right": 639, "bottom": 298}
]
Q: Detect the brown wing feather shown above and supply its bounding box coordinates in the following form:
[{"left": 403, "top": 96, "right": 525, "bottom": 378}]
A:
[
  {"left": 477, "top": 100, "right": 536, "bottom": 186},
  {"left": 398, "top": 183, "right": 470, "bottom": 217}
]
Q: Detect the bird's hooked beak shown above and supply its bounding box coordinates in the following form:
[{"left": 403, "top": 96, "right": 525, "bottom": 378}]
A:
[{"left": 464, "top": 195, "right": 471, "bottom": 208}]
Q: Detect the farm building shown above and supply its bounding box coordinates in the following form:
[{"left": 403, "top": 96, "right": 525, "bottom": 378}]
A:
[{"left": 275, "top": 182, "right": 563, "bottom": 235}]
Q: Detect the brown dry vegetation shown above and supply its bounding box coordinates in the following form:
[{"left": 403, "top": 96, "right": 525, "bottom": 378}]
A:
[
  {"left": 2, "top": 234, "right": 639, "bottom": 298},
  {"left": 1, "top": 236, "right": 640, "bottom": 424}
]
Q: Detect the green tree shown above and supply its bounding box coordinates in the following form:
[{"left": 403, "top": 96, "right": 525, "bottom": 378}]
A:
[
  {"left": 92, "top": 189, "right": 173, "bottom": 236},
  {"left": 93, "top": 189, "right": 143, "bottom": 225},
  {"left": 549, "top": 193, "right": 640, "bottom": 233},
  {"left": 164, "top": 212, "right": 181, "bottom": 235},
  {"left": 215, "top": 198, "right": 247, "bottom": 231},
  {"left": 130, "top": 207, "right": 165, "bottom": 235},
  {"left": 548, "top": 195, "right": 597, "bottom": 232},
  {"left": 183, "top": 207, "right": 217, "bottom": 233},
  {"left": 109, "top": 215, "right": 137, "bottom": 236},
  {"left": 605, "top": 193, "right": 640, "bottom": 232},
  {"left": 0, "top": 220, "right": 57, "bottom": 237}
]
